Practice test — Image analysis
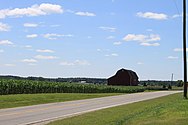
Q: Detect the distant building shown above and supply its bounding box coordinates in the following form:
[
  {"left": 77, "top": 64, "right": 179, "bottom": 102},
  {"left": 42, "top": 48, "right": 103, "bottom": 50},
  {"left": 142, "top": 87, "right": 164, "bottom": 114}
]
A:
[
  {"left": 80, "top": 81, "right": 86, "bottom": 83},
  {"left": 108, "top": 68, "right": 139, "bottom": 86}
]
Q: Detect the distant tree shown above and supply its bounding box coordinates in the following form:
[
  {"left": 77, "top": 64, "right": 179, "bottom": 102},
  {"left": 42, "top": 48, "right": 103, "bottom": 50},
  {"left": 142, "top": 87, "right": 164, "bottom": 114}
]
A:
[
  {"left": 176, "top": 80, "right": 183, "bottom": 87},
  {"left": 168, "top": 84, "right": 172, "bottom": 89},
  {"left": 143, "top": 82, "right": 147, "bottom": 87},
  {"left": 163, "top": 85, "right": 166, "bottom": 89}
]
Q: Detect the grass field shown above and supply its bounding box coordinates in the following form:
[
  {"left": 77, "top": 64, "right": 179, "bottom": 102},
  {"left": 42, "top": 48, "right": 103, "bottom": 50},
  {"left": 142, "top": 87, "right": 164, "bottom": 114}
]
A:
[
  {"left": 47, "top": 93, "right": 188, "bottom": 125},
  {"left": 0, "top": 93, "right": 121, "bottom": 109}
]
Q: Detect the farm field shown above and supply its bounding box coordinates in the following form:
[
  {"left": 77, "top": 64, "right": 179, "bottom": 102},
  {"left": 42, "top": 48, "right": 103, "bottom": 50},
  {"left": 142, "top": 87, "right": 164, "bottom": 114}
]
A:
[
  {"left": 0, "top": 78, "right": 178, "bottom": 110},
  {"left": 0, "top": 78, "right": 144, "bottom": 109},
  {"left": 47, "top": 93, "right": 188, "bottom": 125},
  {"left": 0, "top": 79, "right": 145, "bottom": 95},
  {"left": 0, "top": 93, "right": 122, "bottom": 109}
]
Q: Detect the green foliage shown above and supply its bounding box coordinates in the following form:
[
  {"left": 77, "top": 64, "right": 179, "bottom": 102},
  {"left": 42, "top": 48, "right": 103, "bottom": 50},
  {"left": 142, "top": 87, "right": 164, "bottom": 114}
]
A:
[
  {"left": 145, "top": 86, "right": 168, "bottom": 91},
  {"left": 0, "top": 75, "right": 107, "bottom": 84},
  {"left": 176, "top": 80, "right": 184, "bottom": 87},
  {"left": 140, "top": 80, "right": 184, "bottom": 87},
  {"left": 0, "top": 79, "right": 145, "bottom": 95}
]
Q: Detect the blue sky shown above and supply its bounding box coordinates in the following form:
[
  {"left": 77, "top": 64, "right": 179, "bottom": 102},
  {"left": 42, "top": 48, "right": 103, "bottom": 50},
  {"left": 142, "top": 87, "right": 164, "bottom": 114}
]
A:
[{"left": 0, "top": 0, "right": 185, "bottom": 80}]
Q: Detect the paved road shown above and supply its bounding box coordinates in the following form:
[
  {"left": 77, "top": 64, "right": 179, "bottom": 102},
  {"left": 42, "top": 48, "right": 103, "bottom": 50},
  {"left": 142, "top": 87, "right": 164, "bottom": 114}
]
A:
[{"left": 0, "top": 91, "right": 181, "bottom": 125}]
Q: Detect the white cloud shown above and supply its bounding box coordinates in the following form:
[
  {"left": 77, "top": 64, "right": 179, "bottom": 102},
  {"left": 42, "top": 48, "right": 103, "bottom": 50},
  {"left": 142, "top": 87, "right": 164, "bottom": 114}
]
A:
[
  {"left": 21, "top": 59, "right": 38, "bottom": 63},
  {"left": 36, "top": 49, "right": 54, "bottom": 53},
  {"left": 75, "top": 11, "right": 96, "bottom": 16},
  {"left": 75, "top": 60, "right": 91, "bottom": 65},
  {"left": 137, "top": 12, "right": 168, "bottom": 20},
  {"left": 172, "top": 14, "right": 182, "bottom": 18},
  {"left": 0, "top": 3, "right": 63, "bottom": 19},
  {"left": 97, "top": 49, "right": 102, "bottom": 52},
  {"left": 4, "top": 64, "right": 15, "bottom": 67},
  {"left": 43, "top": 33, "right": 73, "bottom": 40},
  {"left": 97, "top": 49, "right": 110, "bottom": 52},
  {"left": 146, "top": 29, "right": 153, "bottom": 32},
  {"left": 123, "top": 34, "right": 160, "bottom": 43},
  {"left": 113, "top": 41, "right": 122, "bottom": 45},
  {"left": 137, "top": 62, "right": 144, "bottom": 65},
  {"left": 174, "top": 48, "right": 188, "bottom": 52},
  {"left": 167, "top": 56, "right": 178, "bottom": 59},
  {"left": 140, "top": 42, "right": 160, "bottom": 46},
  {"left": 24, "top": 23, "right": 38, "bottom": 27},
  {"left": 0, "top": 22, "right": 10, "bottom": 31},
  {"left": 26, "top": 34, "right": 38, "bottom": 38},
  {"left": 147, "top": 34, "right": 161, "bottom": 42},
  {"left": 123, "top": 34, "right": 147, "bottom": 42},
  {"left": 60, "top": 61, "right": 74, "bottom": 66},
  {"left": 0, "top": 40, "right": 13, "bottom": 45},
  {"left": 60, "top": 60, "right": 91, "bottom": 66},
  {"left": 24, "top": 45, "right": 32, "bottom": 48},
  {"left": 99, "top": 26, "right": 116, "bottom": 32},
  {"left": 123, "top": 34, "right": 160, "bottom": 47},
  {"left": 39, "top": 3, "right": 63, "bottom": 14},
  {"left": 35, "top": 55, "right": 58, "bottom": 60},
  {"left": 0, "top": 49, "right": 4, "bottom": 53},
  {"left": 106, "top": 53, "right": 119, "bottom": 57},
  {"left": 50, "top": 24, "right": 61, "bottom": 27},
  {"left": 111, "top": 53, "right": 119, "bottom": 56}
]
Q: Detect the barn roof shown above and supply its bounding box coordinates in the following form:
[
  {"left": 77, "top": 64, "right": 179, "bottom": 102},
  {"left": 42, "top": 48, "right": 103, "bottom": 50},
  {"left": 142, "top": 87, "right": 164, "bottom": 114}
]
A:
[{"left": 109, "top": 68, "right": 138, "bottom": 79}]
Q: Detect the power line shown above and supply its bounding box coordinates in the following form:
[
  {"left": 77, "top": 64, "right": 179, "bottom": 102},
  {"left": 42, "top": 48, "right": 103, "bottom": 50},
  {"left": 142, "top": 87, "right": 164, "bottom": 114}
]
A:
[{"left": 173, "top": 0, "right": 181, "bottom": 15}]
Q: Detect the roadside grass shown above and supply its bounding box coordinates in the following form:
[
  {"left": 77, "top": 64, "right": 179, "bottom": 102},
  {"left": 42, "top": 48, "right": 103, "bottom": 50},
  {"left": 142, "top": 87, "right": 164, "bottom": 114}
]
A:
[
  {"left": 0, "top": 93, "right": 121, "bottom": 109},
  {"left": 47, "top": 93, "right": 188, "bottom": 125},
  {"left": 171, "top": 86, "right": 183, "bottom": 90}
]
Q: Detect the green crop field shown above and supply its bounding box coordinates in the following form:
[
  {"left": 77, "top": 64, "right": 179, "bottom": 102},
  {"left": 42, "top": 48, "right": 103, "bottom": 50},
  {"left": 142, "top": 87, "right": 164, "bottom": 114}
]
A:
[
  {"left": 47, "top": 93, "right": 188, "bottom": 125},
  {"left": 0, "top": 79, "right": 145, "bottom": 95}
]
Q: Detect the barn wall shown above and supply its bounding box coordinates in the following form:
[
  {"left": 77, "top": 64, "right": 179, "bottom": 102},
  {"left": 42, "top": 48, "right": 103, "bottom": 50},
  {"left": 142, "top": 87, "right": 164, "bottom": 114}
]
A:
[{"left": 107, "top": 69, "right": 139, "bottom": 86}]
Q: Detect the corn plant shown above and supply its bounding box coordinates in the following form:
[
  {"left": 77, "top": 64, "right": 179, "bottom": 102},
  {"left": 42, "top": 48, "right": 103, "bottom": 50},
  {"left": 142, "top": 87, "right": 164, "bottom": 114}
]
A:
[{"left": 0, "top": 79, "right": 145, "bottom": 95}]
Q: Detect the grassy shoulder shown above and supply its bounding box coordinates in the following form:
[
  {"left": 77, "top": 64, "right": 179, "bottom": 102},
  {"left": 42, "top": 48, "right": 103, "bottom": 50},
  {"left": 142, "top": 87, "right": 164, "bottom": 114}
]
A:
[
  {"left": 47, "top": 93, "right": 188, "bottom": 125},
  {"left": 0, "top": 93, "right": 121, "bottom": 109}
]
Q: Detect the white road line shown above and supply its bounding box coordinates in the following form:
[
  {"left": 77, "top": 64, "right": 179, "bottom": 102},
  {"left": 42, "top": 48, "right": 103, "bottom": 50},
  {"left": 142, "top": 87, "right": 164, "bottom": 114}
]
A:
[{"left": 0, "top": 91, "right": 181, "bottom": 125}]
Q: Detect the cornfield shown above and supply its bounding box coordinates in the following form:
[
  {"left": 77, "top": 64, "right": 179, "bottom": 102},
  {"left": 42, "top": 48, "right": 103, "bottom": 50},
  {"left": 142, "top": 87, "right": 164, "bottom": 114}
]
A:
[{"left": 0, "top": 79, "right": 145, "bottom": 95}]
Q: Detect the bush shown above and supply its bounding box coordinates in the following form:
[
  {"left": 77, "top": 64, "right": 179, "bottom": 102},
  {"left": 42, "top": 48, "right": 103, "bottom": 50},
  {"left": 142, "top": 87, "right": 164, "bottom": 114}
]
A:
[{"left": 146, "top": 86, "right": 168, "bottom": 91}]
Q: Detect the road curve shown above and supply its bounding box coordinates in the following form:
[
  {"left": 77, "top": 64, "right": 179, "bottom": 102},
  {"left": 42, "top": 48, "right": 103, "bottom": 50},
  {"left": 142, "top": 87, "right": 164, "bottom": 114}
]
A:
[{"left": 0, "top": 91, "right": 181, "bottom": 125}]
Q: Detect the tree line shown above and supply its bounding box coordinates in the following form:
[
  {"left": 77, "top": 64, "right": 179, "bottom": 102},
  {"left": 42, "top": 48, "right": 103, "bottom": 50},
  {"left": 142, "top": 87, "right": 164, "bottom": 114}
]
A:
[
  {"left": 0, "top": 75, "right": 107, "bottom": 84},
  {"left": 0, "top": 75, "right": 183, "bottom": 87}
]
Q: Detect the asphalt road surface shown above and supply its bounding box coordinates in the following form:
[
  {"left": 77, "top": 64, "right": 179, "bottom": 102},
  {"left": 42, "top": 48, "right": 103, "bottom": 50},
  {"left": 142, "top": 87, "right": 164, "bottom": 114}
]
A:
[{"left": 0, "top": 91, "right": 181, "bottom": 125}]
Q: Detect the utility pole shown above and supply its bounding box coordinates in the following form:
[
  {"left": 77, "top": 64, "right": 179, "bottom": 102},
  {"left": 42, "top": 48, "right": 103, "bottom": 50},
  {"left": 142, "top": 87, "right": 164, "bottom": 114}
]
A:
[
  {"left": 183, "top": 0, "right": 187, "bottom": 98},
  {"left": 171, "top": 73, "right": 173, "bottom": 86}
]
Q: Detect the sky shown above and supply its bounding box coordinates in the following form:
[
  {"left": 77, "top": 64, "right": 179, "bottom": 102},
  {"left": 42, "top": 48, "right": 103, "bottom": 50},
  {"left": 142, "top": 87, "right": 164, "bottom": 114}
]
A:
[{"left": 0, "top": 0, "right": 186, "bottom": 80}]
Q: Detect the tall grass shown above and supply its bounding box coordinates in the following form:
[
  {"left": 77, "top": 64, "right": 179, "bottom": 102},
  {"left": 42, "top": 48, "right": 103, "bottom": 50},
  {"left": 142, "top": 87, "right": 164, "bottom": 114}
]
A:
[{"left": 0, "top": 79, "right": 145, "bottom": 95}]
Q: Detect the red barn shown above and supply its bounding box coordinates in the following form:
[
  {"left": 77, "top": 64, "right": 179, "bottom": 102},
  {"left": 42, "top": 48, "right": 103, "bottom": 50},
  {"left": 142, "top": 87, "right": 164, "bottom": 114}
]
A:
[{"left": 108, "top": 68, "right": 139, "bottom": 86}]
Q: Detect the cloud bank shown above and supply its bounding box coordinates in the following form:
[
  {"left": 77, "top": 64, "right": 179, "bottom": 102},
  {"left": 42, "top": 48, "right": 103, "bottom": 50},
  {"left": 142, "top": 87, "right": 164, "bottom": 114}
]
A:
[{"left": 0, "top": 3, "right": 63, "bottom": 19}]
